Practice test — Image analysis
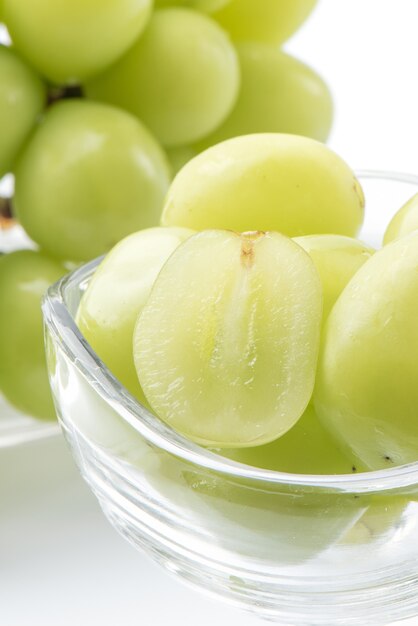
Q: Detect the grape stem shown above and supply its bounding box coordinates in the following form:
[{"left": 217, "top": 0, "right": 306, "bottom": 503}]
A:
[
  {"left": 47, "top": 84, "right": 84, "bottom": 107},
  {"left": 0, "top": 196, "right": 14, "bottom": 230}
]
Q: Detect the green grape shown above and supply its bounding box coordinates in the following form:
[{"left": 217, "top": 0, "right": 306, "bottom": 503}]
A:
[
  {"left": 314, "top": 231, "right": 418, "bottom": 470},
  {"left": 13, "top": 100, "right": 171, "bottom": 263},
  {"left": 176, "top": 461, "right": 367, "bottom": 565},
  {"left": 213, "top": 0, "right": 317, "bottom": 44},
  {"left": 162, "top": 134, "right": 365, "bottom": 237},
  {"left": 0, "top": 250, "right": 65, "bottom": 420},
  {"left": 294, "top": 235, "right": 374, "bottom": 323},
  {"left": 218, "top": 405, "right": 363, "bottom": 475},
  {"left": 195, "top": 45, "right": 333, "bottom": 152},
  {"left": 134, "top": 230, "right": 322, "bottom": 448},
  {"left": 384, "top": 193, "right": 418, "bottom": 244},
  {"left": 3, "top": 0, "right": 152, "bottom": 84},
  {"left": 0, "top": 46, "right": 45, "bottom": 178},
  {"left": 166, "top": 145, "right": 198, "bottom": 176},
  {"left": 76, "top": 226, "right": 194, "bottom": 405},
  {"left": 155, "top": 0, "right": 230, "bottom": 12},
  {"left": 86, "top": 9, "right": 240, "bottom": 147},
  {"left": 341, "top": 497, "right": 409, "bottom": 545}
]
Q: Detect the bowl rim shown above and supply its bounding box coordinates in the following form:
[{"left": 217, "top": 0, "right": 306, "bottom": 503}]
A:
[{"left": 42, "top": 169, "right": 418, "bottom": 494}]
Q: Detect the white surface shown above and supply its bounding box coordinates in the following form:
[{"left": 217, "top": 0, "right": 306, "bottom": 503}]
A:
[
  {"left": 0, "top": 437, "right": 262, "bottom": 626},
  {"left": 2, "top": 437, "right": 418, "bottom": 626},
  {"left": 3, "top": 2, "right": 418, "bottom": 625}
]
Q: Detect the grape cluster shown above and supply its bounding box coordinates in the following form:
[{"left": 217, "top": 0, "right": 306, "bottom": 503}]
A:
[
  {"left": 79, "top": 134, "right": 418, "bottom": 475},
  {"left": 0, "top": 0, "right": 330, "bottom": 423},
  {"left": 0, "top": 0, "right": 329, "bottom": 261}
]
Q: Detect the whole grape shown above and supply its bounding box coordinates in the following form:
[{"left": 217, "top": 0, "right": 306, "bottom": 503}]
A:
[
  {"left": 76, "top": 226, "right": 194, "bottom": 406},
  {"left": 86, "top": 8, "right": 240, "bottom": 147},
  {"left": 384, "top": 193, "right": 418, "bottom": 244},
  {"left": 14, "top": 100, "right": 171, "bottom": 262},
  {"left": 0, "top": 250, "right": 65, "bottom": 420},
  {"left": 0, "top": 46, "right": 45, "bottom": 178},
  {"left": 218, "top": 405, "right": 363, "bottom": 475},
  {"left": 196, "top": 44, "right": 333, "bottom": 151},
  {"left": 213, "top": 0, "right": 317, "bottom": 44},
  {"left": 166, "top": 145, "right": 198, "bottom": 175},
  {"left": 314, "top": 231, "right": 418, "bottom": 469},
  {"left": 162, "top": 134, "right": 365, "bottom": 237},
  {"left": 294, "top": 235, "right": 374, "bottom": 323},
  {"left": 155, "top": 0, "right": 231, "bottom": 11},
  {"left": 3, "top": 0, "right": 153, "bottom": 84}
]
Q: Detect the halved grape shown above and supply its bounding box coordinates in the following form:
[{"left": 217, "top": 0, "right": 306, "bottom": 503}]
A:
[
  {"left": 294, "top": 235, "right": 374, "bottom": 323},
  {"left": 384, "top": 193, "right": 418, "bottom": 244},
  {"left": 134, "top": 230, "right": 322, "bottom": 448},
  {"left": 3, "top": 0, "right": 152, "bottom": 84},
  {"left": 0, "top": 46, "right": 45, "bottom": 178},
  {"left": 213, "top": 0, "right": 317, "bottom": 44},
  {"left": 76, "top": 227, "right": 194, "bottom": 405},
  {"left": 162, "top": 134, "right": 365, "bottom": 237},
  {"left": 218, "top": 405, "right": 362, "bottom": 475},
  {"left": 86, "top": 9, "right": 240, "bottom": 147},
  {"left": 314, "top": 231, "right": 418, "bottom": 469},
  {"left": 195, "top": 45, "right": 333, "bottom": 151},
  {"left": 14, "top": 100, "right": 171, "bottom": 263},
  {"left": 0, "top": 250, "right": 65, "bottom": 420}
]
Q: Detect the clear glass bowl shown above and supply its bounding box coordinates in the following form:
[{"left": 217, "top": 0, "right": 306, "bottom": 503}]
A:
[{"left": 42, "top": 172, "right": 418, "bottom": 626}]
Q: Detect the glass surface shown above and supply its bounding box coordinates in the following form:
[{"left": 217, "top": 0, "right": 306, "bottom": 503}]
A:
[{"left": 42, "top": 171, "right": 418, "bottom": 625}]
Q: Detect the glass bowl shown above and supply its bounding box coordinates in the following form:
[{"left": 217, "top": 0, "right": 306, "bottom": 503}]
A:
[{"left": 42, "top": 172, "right": 418, "bottom": 626}]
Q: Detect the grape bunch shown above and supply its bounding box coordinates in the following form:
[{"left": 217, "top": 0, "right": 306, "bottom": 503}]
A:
[{"left": 0, "top": 0, "right": 330, "bottom": 422}]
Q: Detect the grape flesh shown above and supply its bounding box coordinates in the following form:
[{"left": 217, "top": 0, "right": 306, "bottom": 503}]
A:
[
  {"left": 0, "top": 250, "right": 65, "bottom": 420},
  {"left": 314, "top": 231, "right": 418, "bottom": 469},
  {"left": 294, "top": 235, "right": 374, "bottom": 323},
  {"left": 14, "top": 100, "right": 171, "bottom": 263},
  {"left": 218, "top": 405, "right": 363, "bottom": 475},
  {"left": 134, "top": 230, "right": 322, "bottom": 448},
  {"left": 162, "top": 134, "right": 365, "bottom": 237},
  {"left": 86, "top": 9, "right": 240, "bottom": 147},
  {"left": 195, "top": 45, "right": 333, "bottom": 151},
  {"left": 3, "top": 0, "right": 153, "bottom": 84},
  {"left": 76, "top": 227, "right": 194, "bottom": 405},
  {"left": 0, "top": 46, "right": 45, "bottom": 178},
  {"left": 384, "top": 192, "right": 418, "bottom": 244},
  {"left": 213, "top": 0, "right": 317, "bottom": 44}
]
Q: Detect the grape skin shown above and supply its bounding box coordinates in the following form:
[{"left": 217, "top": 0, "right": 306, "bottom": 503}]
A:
[
  {"left": 0, "top": 250, "right": 65, "bottom": 420},
  {"left": 155, "top": 0, "right": 231, "bottom": 12},
  {"left": 383, "top": 192, "right": 418, "bottom": 244},
  {"left": 314, "top": 231, "right": 418, "bottom": 470},
  {"left": 294, "top": 235, "right": 374, "bottom": 323},
  {"left": 213, "top": 0, "right": 318, "bottom": 44},
  {"left": 195, "top": 45, "right": 333, "bottom": 151},
  {"left": 0, "top": 46, "right": 45, "bottom": 178},
  {"left": 14, "top": 100, "right": 171, "bottom": 263},
  {"left": 218, "top": 405, "right": 363, "bottom": 475},
  {"left": 162, "top": 134, "right": 365, "bottom": 238},
  {"left": 3, "top": 0, "right": 153, "bottom": 84},
  {"left": 86, "top": 9, "right": 240, "bottom": 147},
  {"left": 76, "top": 227, "right": 194, "bottom": 406}
]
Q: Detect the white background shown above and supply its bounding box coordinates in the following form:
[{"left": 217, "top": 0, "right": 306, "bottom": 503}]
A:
[{"left": 2, "top": 1, "right": 418, "bottom": 625}]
